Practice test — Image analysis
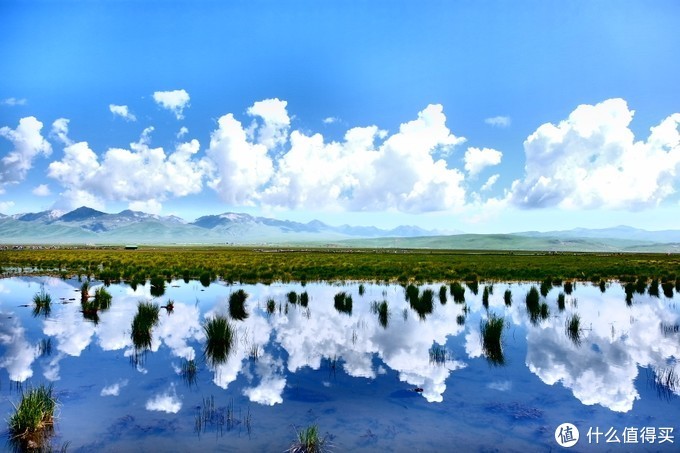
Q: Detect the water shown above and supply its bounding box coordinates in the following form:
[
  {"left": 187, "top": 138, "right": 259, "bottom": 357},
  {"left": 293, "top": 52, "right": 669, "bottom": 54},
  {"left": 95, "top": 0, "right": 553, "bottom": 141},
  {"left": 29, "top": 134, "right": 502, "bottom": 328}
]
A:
[{"left": 1, "top": 277, "right": 679, "bottom": 451}]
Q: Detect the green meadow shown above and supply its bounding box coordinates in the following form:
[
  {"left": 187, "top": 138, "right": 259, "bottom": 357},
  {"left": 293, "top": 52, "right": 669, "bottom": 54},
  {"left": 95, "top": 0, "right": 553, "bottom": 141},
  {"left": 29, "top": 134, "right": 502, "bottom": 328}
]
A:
[{"left": 1, "top": 246, "right": 678, "bottom": 284}]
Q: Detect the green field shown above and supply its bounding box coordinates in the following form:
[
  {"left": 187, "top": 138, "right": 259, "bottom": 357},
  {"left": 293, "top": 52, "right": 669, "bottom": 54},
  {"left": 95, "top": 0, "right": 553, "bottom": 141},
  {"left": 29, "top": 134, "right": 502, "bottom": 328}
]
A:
[{"left": 1, "top": 246, "right": 678, "bottom": 284}]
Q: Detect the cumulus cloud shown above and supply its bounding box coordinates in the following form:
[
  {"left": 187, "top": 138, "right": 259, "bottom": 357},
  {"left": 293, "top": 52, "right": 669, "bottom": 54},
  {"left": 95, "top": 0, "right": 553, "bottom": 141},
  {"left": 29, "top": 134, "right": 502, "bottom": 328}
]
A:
[
  {"left": 101, "top": 379, "right": 129, "bottom": 396},
  {"left": 247, "top": 98, "right": 290, "bottom": 150},
  {"left": 145, "top": 384, "right": 182, "bottom": 413},
  {"left": 109, "top": 104, "right": 137, "bottom": 122},
  {"left": 0, "top": 315, "right": 38, "bottom": 382},
  {"left": 323, "top": 117, "right": 339, "bottom": 124},
  {"left": 480, "top": 174, "right": 500, "bottom": 192},
  {"left": 485, "top": 116, "right": 511, "bottom": 128},
  {"left": 48, "top": 126, "right": 209, "bottom": 212},
  {"left": 510, "top": 98, "right": 680, "bottom": 210},
  {"left": 202, "top": 101, "right": 469, "bottom": 212},
  {"left": 32, "top": 184, "right": 51, "bottom": 196},
  {"left": 2, "top": 97, "right": 27, "bottom": 106},
  {"left": 0, "top": 200, "right": 15, "bottom": 212},
  {"left": 0, "top": 116, "right": 52, "bottom": 188},
  {"left": 206, "top": 113, "right": 274, "bottom": 205},
  {"left": 464, "top": 147, "right": 503, "bottom": 176},
  {"left": 50, "top": 118, "right": 73, "bottom": 146},
  {"left": 153, "top": 89, "right": 190, "bottom": 119}
]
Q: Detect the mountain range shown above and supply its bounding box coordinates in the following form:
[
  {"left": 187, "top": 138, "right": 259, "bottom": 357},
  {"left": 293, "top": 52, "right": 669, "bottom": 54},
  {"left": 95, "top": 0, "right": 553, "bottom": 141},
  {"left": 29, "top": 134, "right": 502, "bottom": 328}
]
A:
[
  {"left": 0, "top": 206, "right": 441, "bottom": 245},
  {"left": 1, "top": 206, "right": 678, "bottom": 252}
]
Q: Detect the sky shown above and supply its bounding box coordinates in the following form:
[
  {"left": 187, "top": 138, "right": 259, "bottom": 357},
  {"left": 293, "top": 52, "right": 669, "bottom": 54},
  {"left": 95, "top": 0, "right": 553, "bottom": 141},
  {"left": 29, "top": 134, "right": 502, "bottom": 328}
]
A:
[{"left": 0, "top": 0, "right": 679, "bottom": 233}]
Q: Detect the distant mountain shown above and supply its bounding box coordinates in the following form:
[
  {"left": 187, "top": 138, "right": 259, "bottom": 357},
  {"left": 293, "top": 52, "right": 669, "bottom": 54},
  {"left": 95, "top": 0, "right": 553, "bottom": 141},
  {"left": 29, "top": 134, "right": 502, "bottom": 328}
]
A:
[
  {"left": 2, "top": 206, "right": 679, "bottom": 250},
  {"left": 516, "top": 226, "right": 680, "bottom": 244},
  {"left": 1, "top": 206, "right": 443, "bottom": 245}
]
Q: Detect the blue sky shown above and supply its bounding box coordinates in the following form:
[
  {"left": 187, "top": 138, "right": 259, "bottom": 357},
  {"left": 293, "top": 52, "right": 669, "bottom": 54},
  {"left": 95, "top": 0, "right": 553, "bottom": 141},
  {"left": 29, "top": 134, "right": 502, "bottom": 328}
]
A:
[{"left": 1, "top": 0, "right": 679, "bottom": 233}]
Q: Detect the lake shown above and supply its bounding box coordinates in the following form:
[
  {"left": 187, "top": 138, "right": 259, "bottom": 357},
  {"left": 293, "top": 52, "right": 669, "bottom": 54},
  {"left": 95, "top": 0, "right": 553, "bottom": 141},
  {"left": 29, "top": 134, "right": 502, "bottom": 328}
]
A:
[{"left": 1, "top": 277, "right": 679, "bottom": 451}]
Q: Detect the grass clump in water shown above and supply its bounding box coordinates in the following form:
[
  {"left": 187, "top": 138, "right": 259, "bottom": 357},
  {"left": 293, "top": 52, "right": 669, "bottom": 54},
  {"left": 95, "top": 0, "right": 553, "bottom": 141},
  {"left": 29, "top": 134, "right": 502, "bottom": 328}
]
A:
[
  {"left": 287, "top": 291, "right": 299, "bottom": 305},
  {"left": 8, "top": 384, "right": 57, "bottom": 451},
  {"left": 300, "top": 291, "right": 309, "bottom": 307},
  {"left": 566, "top": 314, "right": 581, "bottom": 345},
  {"left": 438, "top": 285, "right": 447, "bottom": 304},
  {"left": 563, "top": 281, "right": 574, "bottom": 295},
  {"left": 648, "top": 278, "right": 660, "bottom": 298},
  {"left": 131, "top": 301, "right": 160, "bottom": 350},
  {"left": 32, "top": 289, "right": 52, "bottom": 318},
  {"left": 409, "top": 288, "right": 434, "bottom": 319},
  {"left": 266, "top": 298, "right": 276, "bottom": 316},
  {"left": 557, "top": 292, "right": 566, "bottom": 311},
  {"left": 229, "top": 289, "right": 249, "bottom": 320},
  {"left": 480, "top": 314, "right": 505, "bottom": 366},
  {"left": 449, "top": 281, "right": 465, "bottom": 303},
  {"left": 203, "top": 315, "right": 235, "bottom": 365},
  {"left": 503, "top": 289, "right": 512, "bottom": 306},
  {"left": 287, "top": 424, "right": 330, "bottom": 453},
  {"left": 334, "top": 292, "right": 352, "bottom": 315},
  {"left": 180, "top": 358, "right": 198, "bottom": 386},
  {"left": 370, "top": 300, "right": 389, "bottom": 328},
  {"left": 482, "top": 286, "right": 490, "bottom": 309},
  {"left": 429, "top": 344, "right": 449, "bottom": 365}
]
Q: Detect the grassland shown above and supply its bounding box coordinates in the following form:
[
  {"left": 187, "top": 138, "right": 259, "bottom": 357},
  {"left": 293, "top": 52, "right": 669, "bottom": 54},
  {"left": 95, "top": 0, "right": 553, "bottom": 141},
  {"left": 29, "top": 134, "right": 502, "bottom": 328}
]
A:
[{"left": 1, "top": 246, "right": 678, "bottom": 284}]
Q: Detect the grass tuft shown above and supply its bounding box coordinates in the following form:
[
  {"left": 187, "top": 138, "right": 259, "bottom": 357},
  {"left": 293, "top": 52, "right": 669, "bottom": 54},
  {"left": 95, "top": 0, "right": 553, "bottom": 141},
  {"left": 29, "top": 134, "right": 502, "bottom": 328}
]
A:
[
  {"left": 32, "top": 289, "right": 52, "bottom": 318},
  {"left": 334, "top": 292, "right": 353, "bottom": 315},
  {"left": 229, "top": 289, "right": 249, "bottom": 320},
  {"left": 287, "top": 424, "right": 330, "bottom": 453},
  {"left": 8, "top": 384, "right": 56, "bottom": 451},
  {"left": 480, "top": 314, "right": 505, "bottom": 366},
  {"left": 566, "top": 314, "right": 581, "bottom": 345},
  {"left": 203, "top": 315, "right": 235, "bottom": 365},
  {"left": 503, "top": 289, "right": 512, "bottom": 306},
  {"left": 131, "top": 301, "right": 160, "bottom": 350}
]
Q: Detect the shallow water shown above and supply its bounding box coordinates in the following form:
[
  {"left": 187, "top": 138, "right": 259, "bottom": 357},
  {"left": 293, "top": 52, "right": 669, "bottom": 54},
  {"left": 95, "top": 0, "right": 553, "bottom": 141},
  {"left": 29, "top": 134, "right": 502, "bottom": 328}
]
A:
[{"left": 1, "top": 277, "right": 679, "bottom": 451}]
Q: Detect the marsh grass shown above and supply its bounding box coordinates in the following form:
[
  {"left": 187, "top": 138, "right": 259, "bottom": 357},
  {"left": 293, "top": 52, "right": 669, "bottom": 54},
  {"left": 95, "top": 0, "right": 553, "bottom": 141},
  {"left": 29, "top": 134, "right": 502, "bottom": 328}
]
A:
[
  {"left": 266, "top": 298, "right": 276, "bottom": 316},
  {"left": 624, "top": 282, "right": 635, "bottom": 305},
  {"left": 456, "top": 314, "right": 466, "bottom": 326},
  {"left": 504, "top": 289, "right": 512, "bottom": 306},
  {"left": 334, "top": 292, "right": 353, "bottom": 315},
  {"left": 131, "top": 302, "right": 160, "bottom": 350},
  {"left": 566, "top": 314, "right": 581, "bottom": 345},
  {"left": 370, "top": 300, "right": 389, "bottom": 328},
  {"left": 32, "top": 290, "right": 52, "bottom": 318},
  {"left": 540, "top": 278, "right": 551, "bottom": 297},
  {"left": 80, "top": 281, "right": 89, "bottom": 305},
  {"left": 599, "top": 279, "right": 606, "bottom": 293},
  {"left": 480, "top": 315, "right": 504, "bottom": 366},
  {"left": 557, "top": 292, "right": 566, "bottom": 311},
  {"left": 38, "top": 338, "right": 53, "bottom": 357},
  {"left": 563, "top": 281, "right": 574, "bottom": 295},
  {"left": 482, "top": 286, "right": 490, "bottom": 309},
  {"left": 438, "top": 285, "right": 447, "bottom": 304},
  {"left": 300, "top": 291, "right": 309, "bottom": 307},
  {"left": 648, "top": 279, "right": 660, "bottom": 298},
  {"left": 287, "top": 291, "right": 299, "bottom": 305},
  {"left": 8, "top": 384, "right": 56, "bottom": 451},
  {"left": 525, "top": 286, "right": 541, "bottom": 323},
  {"left": 429, "top": 344, "right": 449, "bottom": 365},
  {"left": 635, "top": 277, "right": 647, "bottom": 294},
  {"left": 229, "top": 289, "right": 249, "bottom": 320},
  {"left": 410, "top": 288, "right": 434, "bottom": 319},
  {"left": 662, "top": 282, "right": 674, "bottom": 298},
  {"left": 203, "top": 316, "right": 235, "bottom": 365},
  {"left": 466, "top": 278, "right": 479, "bottom": 296},
  {"left": 287, "top": 424, "right": 330, "bottom": 453},
  {"left": 180, "top": 359, "right": 198, "bottom": 386},
  {"left": 449, "top": 281, "right": 465, "bottom": 303},
  {"left": 358, "top": 283, "right": 365, "bottom": 296},
  {"left": 149, "top": 275, "right": 166, "bottom": 297}
]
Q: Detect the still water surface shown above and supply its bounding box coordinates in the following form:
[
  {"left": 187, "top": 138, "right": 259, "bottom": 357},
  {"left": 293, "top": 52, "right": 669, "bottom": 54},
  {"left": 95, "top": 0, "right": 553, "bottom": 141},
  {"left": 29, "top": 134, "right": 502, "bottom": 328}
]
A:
[{"left": 1, "top": 277, "right": 679, "bottom": 451}]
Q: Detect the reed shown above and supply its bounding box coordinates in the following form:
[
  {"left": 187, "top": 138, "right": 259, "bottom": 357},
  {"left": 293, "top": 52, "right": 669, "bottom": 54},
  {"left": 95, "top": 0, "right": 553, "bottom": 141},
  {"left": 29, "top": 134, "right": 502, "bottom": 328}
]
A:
[{"left": 503, "top": 289, "right": 512, "bottom": 306}]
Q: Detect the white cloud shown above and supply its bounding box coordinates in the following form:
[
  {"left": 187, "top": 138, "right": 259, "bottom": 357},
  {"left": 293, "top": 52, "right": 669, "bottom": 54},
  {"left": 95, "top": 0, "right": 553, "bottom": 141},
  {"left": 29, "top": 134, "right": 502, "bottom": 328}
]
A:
[
  {"left": 257, "top": 103, "right": 468, "bottom": 213},
  {"left": 101, "top": 379, "right": 129, "bottom": 396},
  {"left": 247, "top": 98, "right": 291, "bottom": 150},
  {"left": 109, "top": 104, "right": 137, "bottom": 122},
  {"left": 0, "top": 116, "right": 52, "bottom": 188},
  {"left": 484, "top": 116, "right": 511, "bottom": 128},
  {"left": 48, "top": 126, "right": 209, "bottom": 212},
  {"left": 32, "top": 184, "right": 51, "bottom": 196},
  {"left": 510, "top": 98, "right": 680, "bottom": 210},
  {"left": 50, "top": 118, "right": 72, "bottom": 146},
  {"left": 206, "top": 113, "right": 274, "bottom": 205},
  {"left": 153, "top": 89, "right": 190, "bottom": 119},
  {"left": 323, "top": 117, "right": 339, "bottom": 124},
  {"left": 480, "top": 174, "right": 500, "bottom": 192},
  {"left": 2, "top": 97, "right": 27, "bottom": 106},
  {"left": 177, "top": 127, "right": 189, "bottom": 139},
  {"left": 0, "top": 316, "right": 38, "bottom": 382},
  {"left": 464, "top": 147, "right": 502, "bottom": 176},
  {"left": 0, "top": 201, "right": 15, "bottom": 212},
  {"left": 145, "top": 384, "right": 182, "bottom": 413}
]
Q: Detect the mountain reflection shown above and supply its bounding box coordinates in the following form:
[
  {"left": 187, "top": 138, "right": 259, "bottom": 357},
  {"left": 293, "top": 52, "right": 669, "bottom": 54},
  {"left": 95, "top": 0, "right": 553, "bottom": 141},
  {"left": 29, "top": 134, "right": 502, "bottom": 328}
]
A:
[{"left": 0, "top": 277, "right": 678, "bottom": 413}]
